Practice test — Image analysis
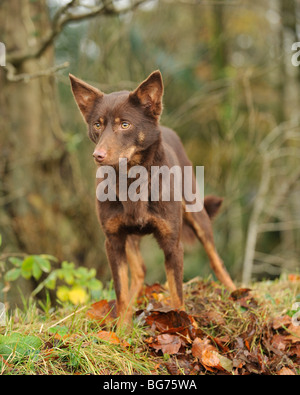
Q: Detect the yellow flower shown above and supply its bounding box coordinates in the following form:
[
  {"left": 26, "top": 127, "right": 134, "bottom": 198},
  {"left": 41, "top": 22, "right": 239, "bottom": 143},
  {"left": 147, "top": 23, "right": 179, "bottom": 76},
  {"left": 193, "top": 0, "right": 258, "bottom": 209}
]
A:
[{"left": 68, "top": 286, "right": 88, "bottom": 305}]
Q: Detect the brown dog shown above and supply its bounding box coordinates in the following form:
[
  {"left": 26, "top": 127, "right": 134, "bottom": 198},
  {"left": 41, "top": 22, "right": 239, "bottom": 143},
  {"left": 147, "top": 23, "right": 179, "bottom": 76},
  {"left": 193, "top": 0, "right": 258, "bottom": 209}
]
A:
[{"left": 70, "top": 71, "right": 235, "bottom": 325}]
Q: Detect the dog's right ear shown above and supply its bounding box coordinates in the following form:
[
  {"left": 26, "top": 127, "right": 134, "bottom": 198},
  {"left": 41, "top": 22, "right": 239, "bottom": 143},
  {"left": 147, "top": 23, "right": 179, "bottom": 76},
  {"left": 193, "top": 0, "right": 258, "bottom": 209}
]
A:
[{"left": 69, "top": 74, "right": 103, "bottom": 123}]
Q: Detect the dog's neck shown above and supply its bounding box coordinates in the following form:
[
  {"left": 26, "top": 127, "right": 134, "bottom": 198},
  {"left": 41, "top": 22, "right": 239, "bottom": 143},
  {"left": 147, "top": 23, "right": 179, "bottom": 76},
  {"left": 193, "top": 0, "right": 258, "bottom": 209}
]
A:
[
  {"left": 119, "top": 134, "right": 165, "bottom": 223},
  {"left": 132, "top": 133, "right": 164, "bottom": 168}
]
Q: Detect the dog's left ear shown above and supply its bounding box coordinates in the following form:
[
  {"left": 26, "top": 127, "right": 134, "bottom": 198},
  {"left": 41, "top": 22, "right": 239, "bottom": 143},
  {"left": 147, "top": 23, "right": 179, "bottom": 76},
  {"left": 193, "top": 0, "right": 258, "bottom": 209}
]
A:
[
  {"left": 129, "top": 70, "right": 164, "bottom": 120},
  {"left": 69, "top": 74, "right": 104, "bottom": 123}
]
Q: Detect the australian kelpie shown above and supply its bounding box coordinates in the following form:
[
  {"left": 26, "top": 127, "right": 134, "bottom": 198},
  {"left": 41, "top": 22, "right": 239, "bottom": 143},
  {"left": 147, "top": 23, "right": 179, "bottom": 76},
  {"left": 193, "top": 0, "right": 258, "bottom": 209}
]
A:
[{"left": 69, "top": 70, "right": 235, "bottom": 326}]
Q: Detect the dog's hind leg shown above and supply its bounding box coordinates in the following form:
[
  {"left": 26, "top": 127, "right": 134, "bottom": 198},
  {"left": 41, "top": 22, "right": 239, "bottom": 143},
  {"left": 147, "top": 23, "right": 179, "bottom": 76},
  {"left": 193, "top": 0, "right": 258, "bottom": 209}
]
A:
[
  {"left": 184, "top": 210, "right": 236, "bottom": 291},
  {"left": 126, "top": 236, "right": 146, "bottom": 302}
]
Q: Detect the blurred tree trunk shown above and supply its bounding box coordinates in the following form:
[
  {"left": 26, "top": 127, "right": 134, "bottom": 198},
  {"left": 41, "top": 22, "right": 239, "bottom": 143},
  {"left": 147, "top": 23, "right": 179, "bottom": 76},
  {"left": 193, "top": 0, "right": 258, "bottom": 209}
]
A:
[{"left": 0, "top": 1, "right": 106, "bottom": 277}]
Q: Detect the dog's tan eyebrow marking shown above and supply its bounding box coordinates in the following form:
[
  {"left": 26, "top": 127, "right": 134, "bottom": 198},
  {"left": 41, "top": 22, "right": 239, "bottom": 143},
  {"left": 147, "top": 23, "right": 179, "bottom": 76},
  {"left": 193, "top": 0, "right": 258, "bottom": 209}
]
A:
[
  {"left": 138, "top": 132, "right": 145, "bottom": 143},
  {"left": 99, "top": 117, "right": 104, "bottom": 123},
  {"left": 115, "top": 117, "right": 120, "bottom": 123}
]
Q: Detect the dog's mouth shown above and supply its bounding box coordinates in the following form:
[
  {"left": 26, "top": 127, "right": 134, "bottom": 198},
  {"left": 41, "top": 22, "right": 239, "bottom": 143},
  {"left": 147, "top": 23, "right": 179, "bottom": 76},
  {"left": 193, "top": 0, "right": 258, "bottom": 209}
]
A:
[
  {"left": 94, "top": 157, "right": 106, "bottom": 165},
  {"left": 93, "top": 147, "right": 140, "bottom": 167},
  {"left": 93, "top": 155, "right": 120, "bottom": 167}
]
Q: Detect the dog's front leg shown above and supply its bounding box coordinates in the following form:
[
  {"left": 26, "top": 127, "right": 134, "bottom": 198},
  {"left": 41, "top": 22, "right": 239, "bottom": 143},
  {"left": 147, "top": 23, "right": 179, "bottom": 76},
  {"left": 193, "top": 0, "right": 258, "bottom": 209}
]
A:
[
  {"left": 126, "top": 236, "right": 146, "bottom": 302},
  {"left": 105, "top": 235, "right": 131, "bottom": 327}
]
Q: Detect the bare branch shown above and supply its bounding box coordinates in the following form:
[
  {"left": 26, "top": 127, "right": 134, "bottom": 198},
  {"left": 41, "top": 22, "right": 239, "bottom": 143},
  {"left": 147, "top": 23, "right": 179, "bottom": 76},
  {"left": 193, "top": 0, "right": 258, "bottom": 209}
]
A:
[
  {"left": 4, "top": 61, "right": 70, "bottom": 82},
  {"left": 6, "top": 0, "right": 146, "bottom": 65}
]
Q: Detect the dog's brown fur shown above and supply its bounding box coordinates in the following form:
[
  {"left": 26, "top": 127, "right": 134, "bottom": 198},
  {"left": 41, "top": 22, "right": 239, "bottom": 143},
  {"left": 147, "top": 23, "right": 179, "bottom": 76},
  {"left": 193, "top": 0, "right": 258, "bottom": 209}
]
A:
[{"left": 70, "top": 71, "right": 235, "bottom": 326}]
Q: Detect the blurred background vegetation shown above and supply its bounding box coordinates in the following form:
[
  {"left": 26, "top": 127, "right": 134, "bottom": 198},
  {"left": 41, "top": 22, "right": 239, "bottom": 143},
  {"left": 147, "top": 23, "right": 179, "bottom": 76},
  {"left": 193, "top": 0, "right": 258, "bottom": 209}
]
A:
[{"left": 0, "top": 0, "right": 300, "bottom": 304}]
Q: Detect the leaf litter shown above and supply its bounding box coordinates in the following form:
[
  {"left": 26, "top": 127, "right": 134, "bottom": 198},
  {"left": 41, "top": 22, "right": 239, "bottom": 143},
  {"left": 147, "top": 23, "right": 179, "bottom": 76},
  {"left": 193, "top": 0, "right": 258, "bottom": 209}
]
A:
[
  {"left": 136, "top": 278, "right": 300, "bottom": 375},
  {"left": 1, "top": 276, "right": 300, "bottom": 374}
]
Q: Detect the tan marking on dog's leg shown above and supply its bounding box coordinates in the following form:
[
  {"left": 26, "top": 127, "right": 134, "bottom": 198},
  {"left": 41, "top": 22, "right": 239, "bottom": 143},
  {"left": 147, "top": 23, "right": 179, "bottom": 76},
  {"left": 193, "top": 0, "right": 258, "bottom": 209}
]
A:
[
  {"left": 162, "top": 240, "right": 184, "bottom": 310},
  {"left": 116, "top": 262, "right": 132, "bottom": 327},
  {"left": 105, "top": 215, "right": 123, "bottom": 234},
  {"left": 165, "top": 266, "right": 184, "bottom": 309},
  {"left": 126, "top": 236, "right": 146, "bottom": 302},
  {"left": 105, "top": 237, "right": 132, "bottom": 328}
]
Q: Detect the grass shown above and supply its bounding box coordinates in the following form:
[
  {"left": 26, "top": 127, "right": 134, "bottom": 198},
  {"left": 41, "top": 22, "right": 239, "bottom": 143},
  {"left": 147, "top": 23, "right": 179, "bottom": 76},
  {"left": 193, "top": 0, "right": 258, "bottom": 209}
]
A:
[
  {"left": 1, "top": 274, "right": 300, "bottom": 375},
  {"left": 0, "top": 302, "right": 163, "bottom": 375}
]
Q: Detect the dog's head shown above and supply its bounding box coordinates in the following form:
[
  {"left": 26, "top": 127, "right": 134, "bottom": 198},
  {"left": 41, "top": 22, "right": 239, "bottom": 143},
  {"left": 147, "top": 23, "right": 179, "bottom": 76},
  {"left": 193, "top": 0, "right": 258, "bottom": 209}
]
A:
[{"left": 69, "top": 71, "right": 164, "bottom": 166}]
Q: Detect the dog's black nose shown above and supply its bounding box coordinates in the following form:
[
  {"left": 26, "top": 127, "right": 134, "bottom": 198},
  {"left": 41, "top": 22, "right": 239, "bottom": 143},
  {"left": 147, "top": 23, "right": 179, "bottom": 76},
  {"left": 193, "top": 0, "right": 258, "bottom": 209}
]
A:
[{"left": 93, "top": 149, "right": 107, "bottom": 162}]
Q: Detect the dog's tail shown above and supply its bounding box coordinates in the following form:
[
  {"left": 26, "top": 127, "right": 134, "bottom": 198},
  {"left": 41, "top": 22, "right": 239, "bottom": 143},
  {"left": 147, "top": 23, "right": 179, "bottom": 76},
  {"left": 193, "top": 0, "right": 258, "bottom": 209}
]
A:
[{"left": 203, "top": 195, "right": 223, "bottom": 220}]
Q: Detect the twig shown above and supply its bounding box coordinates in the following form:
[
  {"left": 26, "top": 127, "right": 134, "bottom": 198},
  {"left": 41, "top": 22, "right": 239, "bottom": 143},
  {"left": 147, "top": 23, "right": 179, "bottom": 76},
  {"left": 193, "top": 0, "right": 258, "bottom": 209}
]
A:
[
  {"left": 6, "top": 0, "right": 146, "bottom": 65},
  {"left": 47, "top": 305, "right": 88, "bottom": 330},
  {"left": 4, "top": 61, "right": 70, "bottom": 83}
]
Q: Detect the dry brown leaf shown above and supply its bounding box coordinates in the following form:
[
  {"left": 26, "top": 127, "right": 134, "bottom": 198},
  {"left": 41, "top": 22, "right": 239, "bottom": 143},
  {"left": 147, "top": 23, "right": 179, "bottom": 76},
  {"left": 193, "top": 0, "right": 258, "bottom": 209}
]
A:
[
  {"left": 192, "top": 337, "right": 232, "bottom": 372},
  {"left": 229, "top": 288, "right": 252, "bottom": 300},
  {"left": 285, "top": 324, "right": 300, "bottom": 343},
  {"left": 288, "top": 274, "right": 300, "bottom": 283},
  {"left": 272, "top": 315, "right": 291, "bottom": 330},
  {"left": 150, "top": 333, "right": 183, "bottom": 355},
  {"left": 271, "top": 334, "right": 287, "bottom": 351},
  {"left": 54, "top": 333, "right": 81, "bottom": 341},
  {"left": 277, "top": 367, "right": 295, "bottom": 375},
  {"left": 86, "top": 300, "right": 117, "bottom": 324},
  {"left": 145, "top": 309, "right": 197, "bottom": 338},
  {"left": 229, "top": 288, "right": 258, "bottom": 309},
  {"left": 95, "top": 330, "right": 130, "bottom": 347},
  {"left": 95, "top": 331, "right": 120, "bottom": 345}
]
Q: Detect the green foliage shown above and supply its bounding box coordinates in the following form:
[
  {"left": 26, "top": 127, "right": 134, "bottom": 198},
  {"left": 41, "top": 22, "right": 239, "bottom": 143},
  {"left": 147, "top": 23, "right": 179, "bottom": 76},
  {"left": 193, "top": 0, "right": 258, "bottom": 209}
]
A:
[
  {"left": 5, "top": 255, "right": 52, "bottom": 282},
  {"left": 4, "top": 255, "right": 102, "bottom": 306},
  {"left": 0, "top": 333, "right": 42, "bottom": 363}
]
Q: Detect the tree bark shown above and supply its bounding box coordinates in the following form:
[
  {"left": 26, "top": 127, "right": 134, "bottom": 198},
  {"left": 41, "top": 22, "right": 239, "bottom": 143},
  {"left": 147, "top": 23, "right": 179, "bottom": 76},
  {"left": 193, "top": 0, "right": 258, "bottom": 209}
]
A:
[{"left": 0, "top": 1, "right": 107, "bottom": 277}]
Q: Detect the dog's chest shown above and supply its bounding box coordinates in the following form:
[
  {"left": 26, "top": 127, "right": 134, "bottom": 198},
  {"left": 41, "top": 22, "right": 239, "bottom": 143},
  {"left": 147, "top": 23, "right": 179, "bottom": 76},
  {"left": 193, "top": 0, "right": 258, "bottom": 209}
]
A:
[{"left": 122, "top": 199, "right": 150, "bottom": 228}]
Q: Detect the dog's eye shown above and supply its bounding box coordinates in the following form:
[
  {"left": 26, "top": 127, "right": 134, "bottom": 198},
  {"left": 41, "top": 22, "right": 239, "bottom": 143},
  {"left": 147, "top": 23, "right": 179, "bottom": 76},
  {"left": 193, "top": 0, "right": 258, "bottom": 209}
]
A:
[
  {"left": 94, "top": 122, "right": 102, "bottom": 130},
  {"left": 121, "top": 121, "right": 130, "bottom": 130}
]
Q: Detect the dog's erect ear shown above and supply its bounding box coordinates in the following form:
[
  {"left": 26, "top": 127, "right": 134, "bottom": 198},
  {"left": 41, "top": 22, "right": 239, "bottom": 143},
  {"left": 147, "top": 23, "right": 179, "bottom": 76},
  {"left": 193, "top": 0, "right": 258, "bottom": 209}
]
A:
[
  {"left": 129, "top": 70, "right": 164, "bottom": 120},
  {"left": 69, "top": 74, "right": 103, "bottom": 123}
]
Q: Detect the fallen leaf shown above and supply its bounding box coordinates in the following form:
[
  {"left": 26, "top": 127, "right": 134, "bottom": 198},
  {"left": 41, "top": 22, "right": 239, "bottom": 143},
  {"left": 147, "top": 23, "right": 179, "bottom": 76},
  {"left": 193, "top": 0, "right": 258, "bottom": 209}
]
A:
[
  {"left": 289, "top": 344, "right": 300, "bottom": 358},
  {"left": 143, "top": 283, "right": 165, "bottom": 299},
  {"left": 145, "top": 309, "right": 197, "bottom": 339},
  {"left": 40, "top": 348, "right": 59, "bottom": 361},
  {"left": 95, "top": 331, "right": 119, "bottom": 345},
  {"left": 54, "top": 333, "right": 81, "bottom": 342},
  {"left": 272, "top": 315, "right": 291, "bottom": 330},
  {"left": 288, "top": 274, "right": 300, "bottom": 283},
  {"left": 277, "top": 367, "right": 295, "bottom": 375},
  {"left": 229, "top": 288, "right": 252, "bottom": 301},
  {"left": 165, "top": 356, "right": 194, "bottom": 375},
  {"left": 149, "top": 334, "right": 183, "bottom": 355},
  {"left": 271, "top": 334, "right": 287, "bottom": 351},
  {"left": 95, "top": 331, "right": 130, "bottom": 347},
  {"left": 211, "top": 336, "right": 230, "bottom": 352},
  {"left": 285, "top": 324, "right": 300, "bottom": 343},
  {"left": 86, "top": 300, "right": 117, "bottom": 324},
  {"left": 192, "top": 337, "right": 232, "bottom": 373},
  {"left": 230, "top": 288, "right": 258, "bottom": 309},
  {"left": 205, "top": 310, "right": 226, "bottom": 326}
]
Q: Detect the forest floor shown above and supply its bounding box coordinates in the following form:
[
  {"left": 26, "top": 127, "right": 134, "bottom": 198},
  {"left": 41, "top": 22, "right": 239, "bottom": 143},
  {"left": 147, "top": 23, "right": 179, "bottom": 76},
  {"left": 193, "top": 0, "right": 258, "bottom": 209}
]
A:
[{"left": 0, "top": 275, "right": 299, "bottom": 375}]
